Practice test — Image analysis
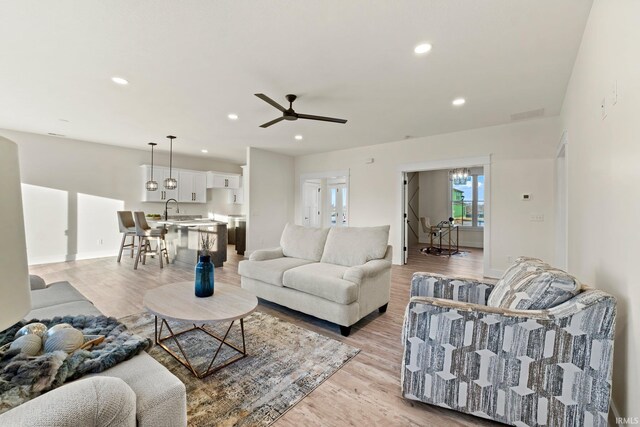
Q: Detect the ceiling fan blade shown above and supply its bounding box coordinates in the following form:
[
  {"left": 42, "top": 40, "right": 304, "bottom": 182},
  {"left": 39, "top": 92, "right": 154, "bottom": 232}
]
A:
[
  {"left": 259, "top": 116, "right": 285, "bottom": 128},
  {"left": 255, "top": 93, "right": 287, "bottom": 112},
  {"left": 297, "top": 113, "right": 347, "bottom": 124}
]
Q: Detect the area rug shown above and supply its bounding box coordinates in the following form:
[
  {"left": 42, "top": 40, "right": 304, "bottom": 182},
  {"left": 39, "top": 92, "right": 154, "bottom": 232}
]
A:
[
  {"left": 120, "top": 311, "right": 360, "bottom": 427},
  {"left": 419, "top": 247, "right": 470, "bottom": 257}
]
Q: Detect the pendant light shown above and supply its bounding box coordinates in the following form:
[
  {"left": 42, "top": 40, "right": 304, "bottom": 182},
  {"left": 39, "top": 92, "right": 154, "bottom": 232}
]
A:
[
  {"left": 145, "top": 142, "right": 158, "bottom": 191},
  {"left": 164, "top": 135, "right": 178, "bottom": 190}
]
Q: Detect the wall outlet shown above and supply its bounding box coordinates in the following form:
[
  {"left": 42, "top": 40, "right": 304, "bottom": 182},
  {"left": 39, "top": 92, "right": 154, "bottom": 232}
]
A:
[
  {"left": 97, "top": 239, "right": 103, "bottom": 245},
  {"left": 530, "top": 213, "right": 545, "bottom": 222},
  {"left": 507, "top": 256, "right": 514, "bottom": 264},
  {"left": 521, "top": 193, "right": 531, "bottom": 201}
]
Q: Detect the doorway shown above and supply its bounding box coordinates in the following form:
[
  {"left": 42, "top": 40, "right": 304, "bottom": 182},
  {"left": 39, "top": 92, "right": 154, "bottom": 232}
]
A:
[
  {"left": 300, "top": 170, "right": 349, "bottom": 228},
  {"left": 398, "top": 156, "right": 491, "bottom": 277}
]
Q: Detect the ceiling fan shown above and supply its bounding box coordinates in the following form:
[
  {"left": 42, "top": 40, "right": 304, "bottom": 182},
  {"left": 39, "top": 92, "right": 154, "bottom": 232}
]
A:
[{"left": 254, "top": 93, "right": 348, "bottom": 128}]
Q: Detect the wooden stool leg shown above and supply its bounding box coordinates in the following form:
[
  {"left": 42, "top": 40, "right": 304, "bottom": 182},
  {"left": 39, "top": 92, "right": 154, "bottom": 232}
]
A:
[
  {"left": 142, "top": 237, "right": 148, "bottom": 265},
  {"left": 130, "top": 235, "right": 135, "bottom": 258},
  {"left": 158, "top": 237, "right": 163, "bottom": 269},
  {"left": 117, "top": 233, "right": 126, "bottom": 262},
  {"left": 134, "top": 236, "right": 144, "bottom": 270}
]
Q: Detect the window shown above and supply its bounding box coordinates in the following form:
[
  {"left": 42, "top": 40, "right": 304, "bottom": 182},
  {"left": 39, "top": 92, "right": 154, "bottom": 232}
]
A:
[{"left": 451, "top": 174, "right": 484, "bottom": 227}]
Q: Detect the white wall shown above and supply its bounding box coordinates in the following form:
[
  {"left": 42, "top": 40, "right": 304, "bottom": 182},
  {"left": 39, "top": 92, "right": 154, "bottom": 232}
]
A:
[
  {"left": 1, "top": 129, "right": 242, "bottom": 264},
  {"left": 295, "top": 117, "right": 560, "bottom": 273},
  {"left": 559, "top": 0, "right": 639, "bottom": 419},
  {"left": 246, "top": 147, "right": 294, "bottom": 253}
]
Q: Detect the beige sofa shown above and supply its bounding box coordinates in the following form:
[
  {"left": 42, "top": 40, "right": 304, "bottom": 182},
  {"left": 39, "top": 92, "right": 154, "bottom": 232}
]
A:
[
  {"left": 0, "top": 277, "right": 187, "bottom": 427},
  {"left": 239, "top": 223, "right": 392, "bottom": 336}
]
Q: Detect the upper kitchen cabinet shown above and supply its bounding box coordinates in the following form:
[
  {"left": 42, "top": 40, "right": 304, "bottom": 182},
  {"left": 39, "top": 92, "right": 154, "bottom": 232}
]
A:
[
  {"left": 178, "top": 170, "right": 207, "bottom": 203},
  {"left": 206, "top": 172, "right": 240, "bottom": 189},
  {"left": 141, "top": 165, "right": 207, "bottom": 203}
]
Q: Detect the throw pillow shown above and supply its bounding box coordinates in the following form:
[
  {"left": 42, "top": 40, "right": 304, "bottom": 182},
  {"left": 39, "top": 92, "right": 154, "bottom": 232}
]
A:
[
  {"left": 487, "top": 257, "right": 581, "bottom": 310},
  {"left": 280, "top": 223, "right": 330, "bottom": 262},
  {"left": 320, "top": 225, "right": 390, "bottom": 267}
]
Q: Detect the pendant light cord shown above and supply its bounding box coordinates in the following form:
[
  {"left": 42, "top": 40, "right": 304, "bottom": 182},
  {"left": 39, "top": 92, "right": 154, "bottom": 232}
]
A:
[
  {"left": 169, "top": 137, "right": 173, "bottom": 179},
  {"left": 151, "top": 144, "right": 154, "bottom": 180}
]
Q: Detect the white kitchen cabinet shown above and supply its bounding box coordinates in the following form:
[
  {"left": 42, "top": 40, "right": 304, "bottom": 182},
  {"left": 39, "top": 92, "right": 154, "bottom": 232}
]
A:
[
  {"left": 178, "top": 170, "right": 207, "bottom": 203},
  {"left": 206, "top": 172, "right": 240, "bottom": 189},
  {"left": 141, "top": 166, "right": 177, "bottom": 202},
  {"left": 228, "top": 177, "right": 244, "bottom": 204},
  {"left": 141, "top": 165, "right": 206, "bottom": 203}
]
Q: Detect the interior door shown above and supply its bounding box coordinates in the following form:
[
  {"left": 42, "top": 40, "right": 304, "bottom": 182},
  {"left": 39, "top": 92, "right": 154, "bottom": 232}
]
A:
[
  {"left": 303, "top": 182, "right": 321, "bottom": 227},
  {"left": 403, "top": 173, "right": 409, "bottom": 264},
  {"left": 328, "top": 184, "right": 347, "bottom": 227}
]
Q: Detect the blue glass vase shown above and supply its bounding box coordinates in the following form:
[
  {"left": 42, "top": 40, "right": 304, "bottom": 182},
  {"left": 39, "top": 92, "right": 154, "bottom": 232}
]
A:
[{"left": 195, "top": 255, "right": 214, "bottom": 297}]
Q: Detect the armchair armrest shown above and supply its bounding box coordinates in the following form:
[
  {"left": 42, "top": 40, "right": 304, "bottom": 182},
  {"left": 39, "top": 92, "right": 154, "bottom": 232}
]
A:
[
  {"left": 401, "top": 289, "right": 616, "bottom": 425},
  {"left": 343, "top": 259, "right": 391, "bottom": 284},
  {"left": 29, "top": 274, "right": 47, "bottom": 290},
  {"left": 249, "top": 247, "right": 284, "bottom": 261},
  {"left": 0, "top": 377, "right": 136, "bottom": 426},
  {"left": 411, "top": 272, "right": 495, "bottom": 305}
]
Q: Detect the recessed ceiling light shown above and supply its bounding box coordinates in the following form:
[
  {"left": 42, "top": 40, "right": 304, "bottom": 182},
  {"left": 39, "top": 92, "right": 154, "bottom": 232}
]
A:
[
  {"left": 414, "top": 43, "right": 432, "bottom": 54},
  {"left": 452, "top": 98, "right": 466, "bottom": 106},
  {"left": 111, "top": 76, "right": 129, "bottom": 85},
  {"left": 201, "top": 149, "right": 208, "bottom": 153},
  {"left": 294, "top": 135, "right": 303, "bottom": 141},
  {"left": 227, "top": 113, "right": 239, "bottom": 120}
]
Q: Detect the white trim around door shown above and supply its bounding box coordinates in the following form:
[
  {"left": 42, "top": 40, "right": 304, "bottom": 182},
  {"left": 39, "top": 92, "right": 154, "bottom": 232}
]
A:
[{"left": 396, "top": 155, "right": 494, "bottom": 278}]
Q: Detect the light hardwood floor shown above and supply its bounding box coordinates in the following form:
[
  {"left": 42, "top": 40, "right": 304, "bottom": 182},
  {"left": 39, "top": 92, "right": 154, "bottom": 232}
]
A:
[{"left": 30, "top": 245, "right": 497, "bottom": 427}]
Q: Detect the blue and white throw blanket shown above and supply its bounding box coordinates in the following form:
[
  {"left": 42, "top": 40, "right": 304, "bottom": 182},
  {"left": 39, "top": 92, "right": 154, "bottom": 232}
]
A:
[{"left": 0, "top": 315, "right": 150, "bottom": 415}]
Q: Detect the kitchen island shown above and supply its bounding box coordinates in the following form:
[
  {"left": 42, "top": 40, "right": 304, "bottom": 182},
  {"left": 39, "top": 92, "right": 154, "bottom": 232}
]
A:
[{"left": 155, "top": 219, "right": 228, "bottom": 267}]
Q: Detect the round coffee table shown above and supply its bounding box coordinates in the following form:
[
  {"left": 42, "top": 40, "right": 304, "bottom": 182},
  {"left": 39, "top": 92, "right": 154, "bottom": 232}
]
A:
[{"left": 143, "top": 281, "right": 258, "bottom": 379}]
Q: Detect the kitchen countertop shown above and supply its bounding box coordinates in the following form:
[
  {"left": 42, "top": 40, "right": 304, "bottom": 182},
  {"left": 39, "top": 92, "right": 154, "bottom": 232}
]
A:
[{"left": 155, "top": 219, "right": 227, "bottom": 227}]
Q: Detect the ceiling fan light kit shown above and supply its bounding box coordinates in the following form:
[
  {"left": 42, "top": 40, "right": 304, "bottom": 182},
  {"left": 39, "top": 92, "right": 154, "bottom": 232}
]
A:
[{"left": 254, "top": 93, "right": 348, "bottom": 128}]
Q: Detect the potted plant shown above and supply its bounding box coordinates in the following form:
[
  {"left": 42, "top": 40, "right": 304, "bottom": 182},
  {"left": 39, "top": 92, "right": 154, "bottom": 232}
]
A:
[{"left": 194, "top": 232, "right": 216, "bottom": 297}]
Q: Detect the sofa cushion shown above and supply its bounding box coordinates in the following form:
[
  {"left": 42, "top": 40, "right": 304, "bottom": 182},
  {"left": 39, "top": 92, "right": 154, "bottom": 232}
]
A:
[
  {"left": 280, "top": 223, "right": 330, "bottom": 262},
  {"left": 282, "top": 263, "right": 358, "bottom": 305},
  {"left": 26, "top": 301, "right": 102, "bottom": 319},
  {"left": 487, "top": 257, "right": 581, "bottom": 310},
  {"left": 30, "top": 281, "right": 90, "bottom": 309},
  {"left": 238, "top": 257, "right": 313, "bottom": 287},
  {"left": 320, "top": 225, "right": 390, "bottom": 267}
]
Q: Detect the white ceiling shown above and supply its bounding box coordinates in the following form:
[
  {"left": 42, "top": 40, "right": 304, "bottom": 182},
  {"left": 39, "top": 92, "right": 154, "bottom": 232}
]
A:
[{"left": 0, "top": 0, "right": 592, "bottom": 164}]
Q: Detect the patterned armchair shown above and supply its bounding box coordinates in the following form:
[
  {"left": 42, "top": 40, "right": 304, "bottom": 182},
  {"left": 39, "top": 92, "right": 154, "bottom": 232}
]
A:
[{"left": 401, "top": 272, "right": 616, "bottom": 427}]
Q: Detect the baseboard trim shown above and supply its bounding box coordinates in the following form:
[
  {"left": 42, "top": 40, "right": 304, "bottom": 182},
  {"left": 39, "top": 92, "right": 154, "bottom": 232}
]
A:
[{"left": 610, "top": 398, "right": 621, "bottom": 426}]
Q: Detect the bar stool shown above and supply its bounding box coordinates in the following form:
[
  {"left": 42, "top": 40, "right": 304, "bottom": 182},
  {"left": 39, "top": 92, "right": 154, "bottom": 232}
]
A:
[
  {"left": 116, "top": 211, "right": 137, "bottom": 262},
  {"left": 133, "top": 211, "right": 169, "bottom": 269}
]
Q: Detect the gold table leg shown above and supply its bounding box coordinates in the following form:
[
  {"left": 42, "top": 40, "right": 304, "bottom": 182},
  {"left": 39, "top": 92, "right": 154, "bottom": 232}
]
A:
[{"left": 153, "top": 316, "right": 248, "bottom": 379}]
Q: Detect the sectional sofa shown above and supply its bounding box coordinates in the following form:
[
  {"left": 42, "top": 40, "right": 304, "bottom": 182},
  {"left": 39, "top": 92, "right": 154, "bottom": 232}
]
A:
[
  {"left": 239, "top": 223, "right": 392, "bottom": 336},
  {"left": 0, "top": 277, "right": 187, "bottom": 427}
]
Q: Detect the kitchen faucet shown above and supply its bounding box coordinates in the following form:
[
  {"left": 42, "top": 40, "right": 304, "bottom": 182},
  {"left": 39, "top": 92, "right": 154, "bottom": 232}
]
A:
[{"left": 164, "top": 198, "right": 180, "bottom": 220}]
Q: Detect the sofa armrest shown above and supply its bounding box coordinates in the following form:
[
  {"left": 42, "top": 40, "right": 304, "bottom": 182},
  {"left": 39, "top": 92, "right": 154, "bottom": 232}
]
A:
[
  {"left": 343, "top": 259, "right": 391, "bottom": 284},
  {"left": 249, "top": 247, "right": 284, "bottom": 261},
  {"left": 29, "top": 274, "right": 47, "bottom": 290},
  {"left": 401, "top": 290, "right": 616, "bottom": 424},
  {"left": 0, "top": 377, "right": 136, "bottom": 427},
  {"left": 410, "top": 272, "right": 495, "bottom": 305}
]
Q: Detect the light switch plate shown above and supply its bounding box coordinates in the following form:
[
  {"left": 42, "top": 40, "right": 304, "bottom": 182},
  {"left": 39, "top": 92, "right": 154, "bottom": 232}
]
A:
[
  {"left": 530, "top": 213, "right": 544, "bottom": 222},
  {"left": 601, "top": 97, "right": 607, "bottom": 120}
]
